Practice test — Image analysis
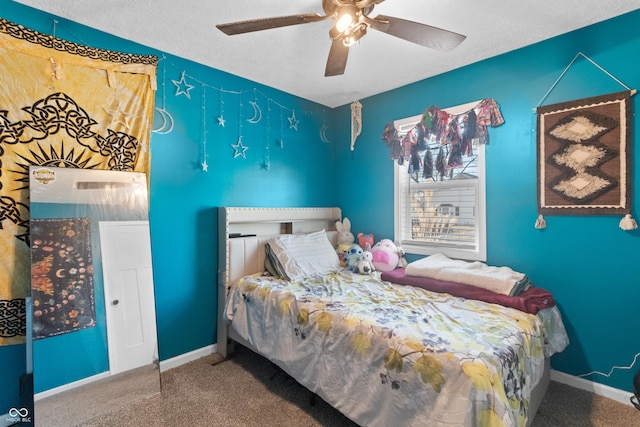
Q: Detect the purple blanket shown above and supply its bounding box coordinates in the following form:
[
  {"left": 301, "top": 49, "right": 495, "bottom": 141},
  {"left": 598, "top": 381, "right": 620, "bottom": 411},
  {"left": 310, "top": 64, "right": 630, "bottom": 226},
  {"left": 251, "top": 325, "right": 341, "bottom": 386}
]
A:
[{"left": 380, "top": 268, "right": 555, "bottom": 314}]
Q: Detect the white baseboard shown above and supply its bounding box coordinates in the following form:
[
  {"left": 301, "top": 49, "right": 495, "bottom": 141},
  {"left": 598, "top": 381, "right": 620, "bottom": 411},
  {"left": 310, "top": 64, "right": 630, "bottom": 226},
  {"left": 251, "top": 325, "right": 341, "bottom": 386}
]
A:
[
  {"left": 34, "top": 371, "right": 111, "bottom": 401},
  {"left": 159, "top": 344, "right": 218, "bottom": 372},
  {"left": 551, "top": 369, "right": 634, "bottom": 406}
]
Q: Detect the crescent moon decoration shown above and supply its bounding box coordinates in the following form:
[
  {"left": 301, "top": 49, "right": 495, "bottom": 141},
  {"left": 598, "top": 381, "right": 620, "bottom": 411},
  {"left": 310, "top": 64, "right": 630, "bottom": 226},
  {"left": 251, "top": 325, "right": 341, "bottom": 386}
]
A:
[
  {"left": 153, "top": 58, "right": 175, "bottom": 134},
  {"left": 55, "top": 269, "right": 66, "bottom": 278},
  {"left": 247, "top": 100, "right": 262, "bottom": 124},
  {"left": 320, "top": 124, "right": 331, "bottom": 144},
  {"left": 152, "top": 107, "right": 175, "bottom": 134}
]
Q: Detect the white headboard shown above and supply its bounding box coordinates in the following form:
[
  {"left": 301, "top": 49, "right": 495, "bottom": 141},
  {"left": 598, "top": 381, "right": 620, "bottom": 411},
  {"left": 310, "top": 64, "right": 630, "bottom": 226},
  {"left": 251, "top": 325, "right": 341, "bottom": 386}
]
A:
[{"left": 217, "top": 207, "right": 342, "bottom": 357}]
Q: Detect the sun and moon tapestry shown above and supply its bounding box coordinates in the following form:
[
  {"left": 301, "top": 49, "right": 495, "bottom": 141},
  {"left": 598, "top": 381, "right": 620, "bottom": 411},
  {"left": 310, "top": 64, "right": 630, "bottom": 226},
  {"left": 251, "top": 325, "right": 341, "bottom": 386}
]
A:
[{"left": 0, "top": 18, "right": 157, "bottom": 346}]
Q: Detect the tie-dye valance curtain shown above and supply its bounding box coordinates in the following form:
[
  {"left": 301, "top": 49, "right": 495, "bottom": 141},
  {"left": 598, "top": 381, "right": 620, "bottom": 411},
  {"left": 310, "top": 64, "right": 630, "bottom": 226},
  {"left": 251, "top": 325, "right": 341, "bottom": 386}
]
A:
[{"left": 0, "top": 18, "right": 157, "bottom": 346}]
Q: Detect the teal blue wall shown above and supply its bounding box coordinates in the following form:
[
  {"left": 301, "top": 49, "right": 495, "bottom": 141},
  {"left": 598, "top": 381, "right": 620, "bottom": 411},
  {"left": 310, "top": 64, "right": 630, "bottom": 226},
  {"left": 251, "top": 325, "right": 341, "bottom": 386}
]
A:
[
  {"left": 0, "top": 343, "right": 26, "bottom": 415},
  {"left": 335, "top": 11, "right": 640, "bottom": 393},
  {"left": 1, "top": 0, "right": 336, "bottom": 402},
  {"left": 1, "top": 0, "right": 638, "bottom": 408}
]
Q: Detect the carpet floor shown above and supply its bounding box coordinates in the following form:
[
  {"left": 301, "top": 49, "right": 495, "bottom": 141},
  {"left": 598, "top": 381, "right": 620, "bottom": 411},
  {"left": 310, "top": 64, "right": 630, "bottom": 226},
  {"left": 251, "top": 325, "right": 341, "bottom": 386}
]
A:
[{"left": 46, "top": 345, "right": 639, "bottom": 427}]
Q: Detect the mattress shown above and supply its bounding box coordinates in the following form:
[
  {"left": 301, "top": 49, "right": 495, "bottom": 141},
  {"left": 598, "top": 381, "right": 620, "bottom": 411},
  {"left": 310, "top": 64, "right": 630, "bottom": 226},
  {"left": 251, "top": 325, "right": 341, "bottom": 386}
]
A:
[{"left": 225, "top": 269, "right": 569, "bottom": 427}]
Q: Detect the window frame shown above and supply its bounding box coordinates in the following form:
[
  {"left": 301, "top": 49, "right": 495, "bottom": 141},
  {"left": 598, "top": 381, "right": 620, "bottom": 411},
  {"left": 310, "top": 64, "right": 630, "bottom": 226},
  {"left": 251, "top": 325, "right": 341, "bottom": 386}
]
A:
[{"left": 393, "top": 101, "right": 487, "bottom": 261}]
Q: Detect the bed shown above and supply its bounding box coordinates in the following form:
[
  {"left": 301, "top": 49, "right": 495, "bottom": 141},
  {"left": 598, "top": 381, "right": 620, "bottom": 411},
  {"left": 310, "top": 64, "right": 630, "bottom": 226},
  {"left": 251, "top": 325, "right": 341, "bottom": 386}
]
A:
[{"left": 217, "top": 207, "right": 569, "bottom": 427}]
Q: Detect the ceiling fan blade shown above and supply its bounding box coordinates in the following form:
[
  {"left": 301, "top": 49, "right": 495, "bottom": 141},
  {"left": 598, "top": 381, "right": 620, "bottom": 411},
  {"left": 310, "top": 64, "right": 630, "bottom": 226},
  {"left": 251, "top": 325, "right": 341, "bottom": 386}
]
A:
[
  {"left": 325, "top": 39, "right": 349, "bottom": 77},
  {"left": 217, "top": 14, "right": 327, "bottom": 35},
  {"left": 370, "top": 15, "right": 466, "bottom": 51}
]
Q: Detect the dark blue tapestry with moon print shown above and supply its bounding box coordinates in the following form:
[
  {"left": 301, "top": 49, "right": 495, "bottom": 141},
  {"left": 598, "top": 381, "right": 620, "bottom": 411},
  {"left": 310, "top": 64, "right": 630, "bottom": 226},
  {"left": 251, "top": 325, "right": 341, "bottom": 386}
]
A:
[{"left": 31, "top": 218, "right": 96, "bottom": 340}]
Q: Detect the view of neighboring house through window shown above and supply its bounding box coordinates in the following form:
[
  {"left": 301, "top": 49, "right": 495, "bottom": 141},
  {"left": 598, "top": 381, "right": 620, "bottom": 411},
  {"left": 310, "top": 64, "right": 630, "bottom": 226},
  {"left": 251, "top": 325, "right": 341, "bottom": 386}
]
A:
[{"left": 394, "top": 100, "right": 486, "bottom": 261}]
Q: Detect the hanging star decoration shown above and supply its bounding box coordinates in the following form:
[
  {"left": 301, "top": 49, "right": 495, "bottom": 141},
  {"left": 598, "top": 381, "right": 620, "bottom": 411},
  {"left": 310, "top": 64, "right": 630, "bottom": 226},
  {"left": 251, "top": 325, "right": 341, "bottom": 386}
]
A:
[
  {"left": 288, "top": 110, "right": 299, "bottom": 131},
  {"left": 201, "top": 85, "right": 209, "bottom": 172},
  {"left": 103, "top": 94, "right": 138, "bottom": 130},
  {"left": 231, "top": 136, "right": 249, "bottom": 159},
  {"left": 262, "top": 144, "right": 271, "bottom": 171},
  {"left": 217, "top": 89, "right": 225, "bottom": 126},
  {"left": 171, "top": 71, "right": 195, "bottom": 99}
]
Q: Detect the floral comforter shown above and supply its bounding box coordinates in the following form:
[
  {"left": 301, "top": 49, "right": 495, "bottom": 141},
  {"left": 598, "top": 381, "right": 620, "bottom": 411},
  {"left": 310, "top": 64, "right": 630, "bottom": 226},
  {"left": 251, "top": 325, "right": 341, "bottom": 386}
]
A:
[{"left": 225, "top": 270, "right": 569, "bottom": 427}]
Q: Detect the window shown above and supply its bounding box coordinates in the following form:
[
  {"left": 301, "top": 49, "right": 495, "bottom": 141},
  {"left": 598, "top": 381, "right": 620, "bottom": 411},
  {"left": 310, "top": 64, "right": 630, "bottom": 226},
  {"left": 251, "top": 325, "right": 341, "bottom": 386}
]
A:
[{"left": 393, "top": 101, "right": 486, "bottom": 261}]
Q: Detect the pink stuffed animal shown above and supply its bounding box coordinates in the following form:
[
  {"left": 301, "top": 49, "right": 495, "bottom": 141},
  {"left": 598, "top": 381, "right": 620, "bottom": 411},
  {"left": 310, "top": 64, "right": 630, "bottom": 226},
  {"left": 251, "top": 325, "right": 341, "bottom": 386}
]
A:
[
  {"left": 370, "top": 239, "right": 404, "bottom": 272},
  {"left": 357, "top": 232, "right": 374, "bottom": 250}
]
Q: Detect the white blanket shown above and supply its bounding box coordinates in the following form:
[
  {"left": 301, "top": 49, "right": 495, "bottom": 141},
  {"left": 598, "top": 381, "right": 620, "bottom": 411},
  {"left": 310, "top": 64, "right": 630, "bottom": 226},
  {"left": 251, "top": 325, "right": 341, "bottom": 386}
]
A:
[{"left": 405, "top": 253, "right": 527, "bottom": 296}]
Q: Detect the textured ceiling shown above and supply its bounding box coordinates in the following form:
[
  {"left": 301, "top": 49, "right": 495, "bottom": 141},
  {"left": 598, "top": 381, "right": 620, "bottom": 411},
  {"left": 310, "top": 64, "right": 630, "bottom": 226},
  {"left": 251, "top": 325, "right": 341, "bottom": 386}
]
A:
[{"left": 14, "top": 0, "right": 640, "bottom": 108}]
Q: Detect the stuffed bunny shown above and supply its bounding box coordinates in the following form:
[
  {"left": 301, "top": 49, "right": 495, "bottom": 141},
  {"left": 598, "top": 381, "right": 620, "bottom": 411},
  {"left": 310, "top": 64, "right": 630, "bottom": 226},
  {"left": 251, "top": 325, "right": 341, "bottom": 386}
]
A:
[{"left": 335, "top": 218, "right": 355, "bottom": 246}]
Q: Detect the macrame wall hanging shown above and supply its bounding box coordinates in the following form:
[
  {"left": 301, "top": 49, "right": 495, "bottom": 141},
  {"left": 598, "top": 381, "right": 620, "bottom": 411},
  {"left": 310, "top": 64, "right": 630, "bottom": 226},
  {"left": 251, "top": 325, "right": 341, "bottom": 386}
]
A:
[
  {"left": 351, "top": 100, "right": 362, "bottom": 151},
  {"left": 533, "top": 52, "right": 637, "bottom": 231}
]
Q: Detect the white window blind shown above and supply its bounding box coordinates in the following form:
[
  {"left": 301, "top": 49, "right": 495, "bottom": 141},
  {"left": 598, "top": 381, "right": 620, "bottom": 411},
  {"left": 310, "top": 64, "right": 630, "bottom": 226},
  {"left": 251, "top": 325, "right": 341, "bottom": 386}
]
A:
[{"left": 394, "top": 101, "right": 486, "bottom": 261}]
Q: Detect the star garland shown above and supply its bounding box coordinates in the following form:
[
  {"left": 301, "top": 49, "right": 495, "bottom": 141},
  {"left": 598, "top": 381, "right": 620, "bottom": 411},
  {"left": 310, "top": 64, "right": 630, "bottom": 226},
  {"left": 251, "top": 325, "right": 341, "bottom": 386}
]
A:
[
  {"left": 263, "top": 98, "right": 271, "bottom": 171},
  {"left": 288, "top": 110, "right": 299, "bottom": 131},
  {"left": 231, "top": 137, "right": 249, "bottom": 159},
  {"left": 162, "top": 62, "right": 334, "bottom": 171},
  {"left": 231, "top": 96, "right": 248, "bottom": 159},
  {"left": 171, "top": 71, "right": 195, "bottom": 99},
  {"left": 320, "top": 109, "right": 330, "bottom": 144},
  {"left": 217, "top": 88, "right": 226, "bottom": 127},
  {"left": 103, "top": 95, "right": 135, "bottom": 130},
  {"left": 277, "top": 106, "right": 284, "bottom": 148},
  {"left": 153, "top": 56, "right": 175, "bottom": 135},
  {"left": 103, "top": 83, "right": 141, "bottom": 134},
  {"left": 201, "top": 85, "right": 209, "bottom": 172},
  {"left": 247, "top": 89, "right": 262, "bottom": 125}
]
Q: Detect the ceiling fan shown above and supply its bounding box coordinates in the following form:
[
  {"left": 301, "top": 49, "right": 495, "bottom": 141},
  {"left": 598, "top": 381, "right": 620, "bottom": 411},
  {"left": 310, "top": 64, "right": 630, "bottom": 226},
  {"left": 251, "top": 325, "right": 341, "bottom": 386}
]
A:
[{"left": 216, "top": 0, "right": 466, "bottom": 77}]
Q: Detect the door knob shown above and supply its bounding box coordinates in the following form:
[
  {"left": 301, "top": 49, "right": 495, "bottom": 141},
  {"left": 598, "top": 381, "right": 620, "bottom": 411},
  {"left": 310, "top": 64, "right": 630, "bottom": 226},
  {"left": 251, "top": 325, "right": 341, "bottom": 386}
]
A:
[{"left": 112, "top": 299, "right": 119, "bottom": 306}]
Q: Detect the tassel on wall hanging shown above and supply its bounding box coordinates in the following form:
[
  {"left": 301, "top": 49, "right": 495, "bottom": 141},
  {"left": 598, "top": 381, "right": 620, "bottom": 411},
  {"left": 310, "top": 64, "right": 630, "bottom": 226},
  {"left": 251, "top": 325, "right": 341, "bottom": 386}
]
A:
[{"left": 534, "top": 52, "right": 636, "bottom": 231}]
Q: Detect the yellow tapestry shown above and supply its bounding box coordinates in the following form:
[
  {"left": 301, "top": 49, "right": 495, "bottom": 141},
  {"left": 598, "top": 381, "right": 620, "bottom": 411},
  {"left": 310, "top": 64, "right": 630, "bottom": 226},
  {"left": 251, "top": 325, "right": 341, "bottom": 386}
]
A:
[{"left": 0, "top": 18, "right": 157, "bottom": 346}]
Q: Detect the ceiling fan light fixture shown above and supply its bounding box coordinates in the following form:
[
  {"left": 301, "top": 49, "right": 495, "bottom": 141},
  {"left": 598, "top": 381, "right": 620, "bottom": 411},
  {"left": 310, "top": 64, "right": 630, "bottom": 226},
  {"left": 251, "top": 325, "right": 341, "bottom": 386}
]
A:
[
  {"left": 218, "top": 0, "right": 468, "bottom": 77},
  {"left": 335, "top": 5, "right": 360, "bottom": 33},
  {"left": 342, "top": 23, "right": 367, "bottom": 46}
]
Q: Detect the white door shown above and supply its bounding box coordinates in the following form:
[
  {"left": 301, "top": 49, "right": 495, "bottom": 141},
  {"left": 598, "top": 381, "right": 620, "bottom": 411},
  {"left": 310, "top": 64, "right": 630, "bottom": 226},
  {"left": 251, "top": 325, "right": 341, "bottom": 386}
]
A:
[{"left": 99, "top": 221, "right": 157, "bottom": 375}]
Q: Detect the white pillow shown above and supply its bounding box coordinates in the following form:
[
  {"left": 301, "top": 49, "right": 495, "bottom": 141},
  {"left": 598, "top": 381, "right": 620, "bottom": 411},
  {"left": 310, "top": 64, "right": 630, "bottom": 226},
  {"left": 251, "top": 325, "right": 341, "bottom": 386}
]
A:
[{"left": 266, "top": 230, "right": 340, "bottom": 281}]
